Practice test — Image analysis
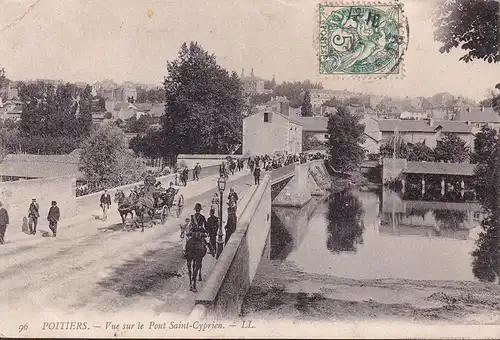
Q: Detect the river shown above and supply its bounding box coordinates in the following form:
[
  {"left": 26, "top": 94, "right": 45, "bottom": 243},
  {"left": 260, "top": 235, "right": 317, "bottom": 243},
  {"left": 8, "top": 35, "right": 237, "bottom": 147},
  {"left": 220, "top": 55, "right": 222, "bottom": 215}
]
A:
[{"left": 240, "top": 187, "right": 500, "bottom": 323}]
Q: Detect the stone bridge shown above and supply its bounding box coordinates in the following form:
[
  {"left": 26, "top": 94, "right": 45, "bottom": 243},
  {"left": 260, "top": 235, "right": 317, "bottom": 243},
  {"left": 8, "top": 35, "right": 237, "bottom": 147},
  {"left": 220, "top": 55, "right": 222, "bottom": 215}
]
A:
[{"left": 189, "top": 159, "right": 331, "bottom": 319}]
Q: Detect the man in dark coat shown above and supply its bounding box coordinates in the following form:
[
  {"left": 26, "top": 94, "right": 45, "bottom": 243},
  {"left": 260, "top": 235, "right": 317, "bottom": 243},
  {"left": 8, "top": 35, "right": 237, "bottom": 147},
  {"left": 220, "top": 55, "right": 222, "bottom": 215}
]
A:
[
  {"left": 205, "top": 208, "right": 219, "bottom": 251},
  {"left": 182, "top": 168, "right": 189, "bottom": 186},
  {"left": 194, "top": 163, "right": 202, "bottom": 181},
  {"left": 0, "top": 202, "right": 9, "bottom": 244},
  {"left": 100, "top": 189, "right": 111, "bottom": 221},
  {"left": 224, "top": 210, "right": 237, "bottom": 245},
  {"left": 47, "top": 201, "right": 60, "bottom": 237},
  {"left": 28, "top": 198, "right": 40, "bottom": 235},
  {"left": 253, "top": 166, "right": 261, "bottom": 185}
]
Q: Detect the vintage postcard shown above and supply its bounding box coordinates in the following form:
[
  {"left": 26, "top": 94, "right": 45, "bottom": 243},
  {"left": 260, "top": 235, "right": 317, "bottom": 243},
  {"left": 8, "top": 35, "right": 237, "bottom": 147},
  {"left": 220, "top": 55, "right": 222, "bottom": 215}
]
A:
[{"left": 1, "top": 0, "right": 500, "bottom": 338}]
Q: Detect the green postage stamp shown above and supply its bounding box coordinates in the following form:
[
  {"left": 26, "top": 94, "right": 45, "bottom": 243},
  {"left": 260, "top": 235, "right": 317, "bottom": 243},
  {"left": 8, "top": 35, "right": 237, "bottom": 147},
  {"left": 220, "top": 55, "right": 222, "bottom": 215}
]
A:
[{"left": 318, "top": 2, "right": 407, "bottom": 76}]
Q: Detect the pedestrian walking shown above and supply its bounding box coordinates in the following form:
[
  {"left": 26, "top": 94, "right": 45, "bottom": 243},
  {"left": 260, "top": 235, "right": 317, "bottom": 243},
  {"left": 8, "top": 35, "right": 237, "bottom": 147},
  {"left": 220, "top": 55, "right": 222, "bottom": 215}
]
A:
[
  {"left": 47, "top": 201, "right": 60, "bottom": 237},
  {"left": 177, "top": 193, "right": 184, "bottom": 218},
  {"left": 0, "top": 202, "right": 9, "bottom": 244},
  {"left": 206, "top": 208, "right": 219, "bottom": 251},
  {"left": 211, "top": 192, "right": 220, "bottom": 217},
  {"left": 224, "top": 209, "right": 237, "bottom": 245},
  {"left": 228, "top": 188, "right": 238, "bottom": 205},
  {"left": 28, "top": 198, "right": 40, "bottom": 235},
  {"left": 100, "top": 189, "right": 111, "bottom": 221},
  {"left": 182, "top": 168, "right": 189, "bottom": 186},
  {"left": 253, "top": 166, "right": 261, "bottom": 185},
  {"left": 194, "top": 163, "right": 202, "bottom": 181}
]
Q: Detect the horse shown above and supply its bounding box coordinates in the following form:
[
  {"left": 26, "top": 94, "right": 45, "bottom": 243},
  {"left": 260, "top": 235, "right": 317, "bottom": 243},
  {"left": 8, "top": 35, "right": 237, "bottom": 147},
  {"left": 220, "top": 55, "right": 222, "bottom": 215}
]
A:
[
  {"left": 114, "top": 190, "right": 135, "bottom": 227},
  {"left": 133, "top": 194, "right": 157, "bottom": 232},
  {"left": 185, "top": 229, "right": 209, "bottom": 292}
]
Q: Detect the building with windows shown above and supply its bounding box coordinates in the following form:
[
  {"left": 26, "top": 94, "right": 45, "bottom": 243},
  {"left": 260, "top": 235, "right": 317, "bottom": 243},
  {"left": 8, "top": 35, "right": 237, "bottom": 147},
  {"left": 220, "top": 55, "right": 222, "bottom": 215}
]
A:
[
  {"left": 241, "top": 68, "right": 265, "bottom": 96},
  {"left": 379, "top": 119, "right": 474, "bottom": 149},
  {"left": 243, "top": 109, "right": 302, "bottom": 156},
  {"left": 452, "top": 107, "right": 500, "bottom": 132}
]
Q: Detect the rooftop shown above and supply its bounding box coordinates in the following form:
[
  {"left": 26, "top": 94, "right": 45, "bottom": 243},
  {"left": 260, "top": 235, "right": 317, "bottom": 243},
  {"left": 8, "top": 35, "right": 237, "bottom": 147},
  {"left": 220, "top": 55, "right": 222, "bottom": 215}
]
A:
[
  {"left": 0, "top": 149, "right": 84, "bottom": 180},
  {"left": 403, "top": 161, "right": 476, "bottom": 176},
  {"left": 296, "top": 116, "right": 329, "bottom": 132},
  {"left": 379, "top": 119, "right": 473, "bottom": 134},
  {"left": 454, "top": 107, "right": 500, "bottom": 123}
]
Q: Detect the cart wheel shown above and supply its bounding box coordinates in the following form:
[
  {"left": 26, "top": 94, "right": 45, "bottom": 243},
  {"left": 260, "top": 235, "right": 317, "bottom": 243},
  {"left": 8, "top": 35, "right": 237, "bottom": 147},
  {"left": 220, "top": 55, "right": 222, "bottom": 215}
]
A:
[{"left": 160, "top": 206, "right": 168, "bottom": 224}]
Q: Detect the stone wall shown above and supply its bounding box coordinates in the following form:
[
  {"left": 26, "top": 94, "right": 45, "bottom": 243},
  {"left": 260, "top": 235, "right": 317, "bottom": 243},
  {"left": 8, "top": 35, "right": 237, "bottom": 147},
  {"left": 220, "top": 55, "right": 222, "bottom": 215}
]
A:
[
  {"left": 193, "top": 174, "right": 272, "bottom": 318},
  {"left": 0, "top": 175, "right": 76, "bottom": 231},
  {"left": 382, "top": 158, "right": 407, "bottom": 183}
]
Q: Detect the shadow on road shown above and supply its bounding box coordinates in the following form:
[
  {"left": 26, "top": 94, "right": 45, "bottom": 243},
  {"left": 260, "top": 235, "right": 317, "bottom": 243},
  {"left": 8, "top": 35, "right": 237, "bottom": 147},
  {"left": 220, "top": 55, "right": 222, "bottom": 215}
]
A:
[
  {"left": 97, "top": 242, "right": 184, "bottom": 297},
  {"left": 97, "top": 223, "right": 130, "bottom": 233},
  {"left": 22, "top": 217, "right": 30, "bottom": 235},
  {"left": 39, "top": 229, "right": 52, "bottom": 238}
]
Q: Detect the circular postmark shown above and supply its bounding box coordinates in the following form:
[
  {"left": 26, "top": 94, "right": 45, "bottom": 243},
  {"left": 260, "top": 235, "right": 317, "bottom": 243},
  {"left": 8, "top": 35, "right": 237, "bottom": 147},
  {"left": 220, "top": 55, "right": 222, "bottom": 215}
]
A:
[{"left": 318, "top": 3, "right": 407, "bottom": 76}]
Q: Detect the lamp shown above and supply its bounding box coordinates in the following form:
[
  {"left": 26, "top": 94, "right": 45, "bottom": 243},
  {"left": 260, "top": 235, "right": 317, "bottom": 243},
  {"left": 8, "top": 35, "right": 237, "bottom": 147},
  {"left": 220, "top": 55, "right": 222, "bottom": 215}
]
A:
[
  {"left": 217, "top": 176, "right": 226, "bottom": 192},
  {"left": 216, "top": 176, "right": 226, "bottom": 259}
]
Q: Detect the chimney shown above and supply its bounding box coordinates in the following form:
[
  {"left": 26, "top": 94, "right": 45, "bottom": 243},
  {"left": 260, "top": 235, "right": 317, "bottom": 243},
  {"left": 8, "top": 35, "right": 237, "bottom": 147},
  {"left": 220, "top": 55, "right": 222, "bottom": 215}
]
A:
[{"left": 428, "top": 118, "right": 434, "bottom": 127}]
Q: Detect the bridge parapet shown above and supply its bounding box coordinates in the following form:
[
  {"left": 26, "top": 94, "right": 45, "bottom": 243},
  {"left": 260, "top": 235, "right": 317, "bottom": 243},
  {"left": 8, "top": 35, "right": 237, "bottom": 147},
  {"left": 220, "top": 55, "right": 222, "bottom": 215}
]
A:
[{"left": 191, "top": 174, "right": 272, "bottom": 319}]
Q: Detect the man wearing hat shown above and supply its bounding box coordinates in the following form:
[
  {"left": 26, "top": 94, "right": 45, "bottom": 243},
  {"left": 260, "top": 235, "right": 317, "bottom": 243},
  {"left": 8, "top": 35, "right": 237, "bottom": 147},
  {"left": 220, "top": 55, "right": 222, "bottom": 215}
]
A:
[
  {"left": 190, "top": 203, "right": 207, "bottom": 230},
  {"left": 47, "top": 201, "right": 60, "bottom": 237},
  {"left": 206, "top": 208, "right": 219, "bottom": 252},
  {"left": 28, "top": 198, "right": 40, "bottom": 235},
  {"left": 100, "top": 189, "right": 111, "bottom": 221}
]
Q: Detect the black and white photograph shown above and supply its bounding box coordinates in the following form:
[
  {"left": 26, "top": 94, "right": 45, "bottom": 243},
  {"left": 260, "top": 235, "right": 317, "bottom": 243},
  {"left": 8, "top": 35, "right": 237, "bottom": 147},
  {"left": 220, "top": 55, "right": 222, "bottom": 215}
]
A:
[{"left": 1, "top": 0, "right": 500, "bottom": 338}]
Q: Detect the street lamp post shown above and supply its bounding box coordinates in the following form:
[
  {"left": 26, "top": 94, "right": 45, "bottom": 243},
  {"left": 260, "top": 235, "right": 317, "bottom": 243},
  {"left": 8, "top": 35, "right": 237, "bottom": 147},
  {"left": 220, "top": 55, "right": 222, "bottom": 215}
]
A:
[{"left": 216, "top": 176, "right": 227, "bottom": 259}]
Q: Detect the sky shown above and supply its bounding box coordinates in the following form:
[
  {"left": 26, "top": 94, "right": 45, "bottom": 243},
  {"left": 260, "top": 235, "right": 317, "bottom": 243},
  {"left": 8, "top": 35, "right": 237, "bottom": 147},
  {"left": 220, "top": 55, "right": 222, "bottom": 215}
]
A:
[{"left": 0, "top": 0, "right": 499, "bottom": 101}]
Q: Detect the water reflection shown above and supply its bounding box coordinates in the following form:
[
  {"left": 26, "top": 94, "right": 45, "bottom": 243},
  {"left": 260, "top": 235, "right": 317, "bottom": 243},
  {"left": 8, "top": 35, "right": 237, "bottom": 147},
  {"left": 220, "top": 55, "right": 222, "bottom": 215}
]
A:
[
  {"left": 326, "top": 190, "right": 365, "bottom": 253},
  {"left": 272, "top": 186, "right": 480, "bottom": 281},
  {"left": 271, "top": 200, "right": 321, "bottom": 260},
  {"left": 380, "top": 189, "right": 482, "bottom": 240}
]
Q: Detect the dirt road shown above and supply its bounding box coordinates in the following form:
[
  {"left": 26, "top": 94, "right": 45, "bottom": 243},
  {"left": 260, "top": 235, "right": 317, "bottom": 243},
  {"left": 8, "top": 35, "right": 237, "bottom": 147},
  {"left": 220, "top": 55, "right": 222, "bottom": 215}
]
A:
[{"left": 0, "top": 174, "right": 253, "bottom": 321}]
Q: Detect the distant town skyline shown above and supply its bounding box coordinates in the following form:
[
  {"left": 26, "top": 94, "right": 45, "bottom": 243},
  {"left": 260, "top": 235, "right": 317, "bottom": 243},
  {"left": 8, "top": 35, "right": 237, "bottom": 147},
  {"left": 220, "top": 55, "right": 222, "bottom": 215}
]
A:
[{"left": 1, "top": 0, "right": 499, "bottom": 102}]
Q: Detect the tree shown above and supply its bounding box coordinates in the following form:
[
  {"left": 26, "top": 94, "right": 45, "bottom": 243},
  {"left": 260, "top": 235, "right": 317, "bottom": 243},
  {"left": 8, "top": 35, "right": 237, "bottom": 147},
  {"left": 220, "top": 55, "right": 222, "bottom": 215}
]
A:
[
  {"left": 434, "top": 134, "right": 469, "bottom": 163},
  {"left": 323, "top": 97, "right": 341, "bottom": 108},
  {"left": 407, "top": 142, "right": 435, "bottom": 161},
  {"left": 129, "top": 128, "right": 164, "bottom": 158},
  {"left": 249, "top": 93, "right": 272, "bottom": 106},
  {"left": 17, "top": 81, "right": 92, "bottom": 154},
  {"left": 162, "top": 42, "right": 244, "bottom": 157},
  {"left": 79, "top": 124, "right": 145, "bottom": 188},
  {"left": 272, "top": 80, "right": 323, "bottom": 108},
  {"left": 433, "top": 0, "right": 500, "bottom": 63},
  {"left": 327, "top": 106, "right": 366, "bottom": 172},
  {"left": 471, "top": 126, "right": 498, "bottom": 164},
  {"left": 264, "top": 75, "right": 276, "bottom": 90},
  {"left": 137, "top": 87, "right": 165, "bottom": 103},
  {"left": 301, "top": 90, "right": 313, "bottom": 116},
  {"left": 302, "top": 132, "right": 325, "bottom": 151},
  {"left": 380, "top": 136, "right": 410, "bottom": 158},
  {"left": 97, "top": 97, "right": 106, "bottom": 111},
  {"left": 472, "top": 215, "right": 500, "bottom": 283},
  {"left": 125, "top": 116, "right": 150, "bottom": 133}
]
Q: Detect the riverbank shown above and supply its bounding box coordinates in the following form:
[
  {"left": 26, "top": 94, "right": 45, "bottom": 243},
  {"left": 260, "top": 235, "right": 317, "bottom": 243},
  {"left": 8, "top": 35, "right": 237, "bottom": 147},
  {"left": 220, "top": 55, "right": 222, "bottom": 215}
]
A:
[{"left": 241, "top": 261, "right": 500, "bottom": 324}]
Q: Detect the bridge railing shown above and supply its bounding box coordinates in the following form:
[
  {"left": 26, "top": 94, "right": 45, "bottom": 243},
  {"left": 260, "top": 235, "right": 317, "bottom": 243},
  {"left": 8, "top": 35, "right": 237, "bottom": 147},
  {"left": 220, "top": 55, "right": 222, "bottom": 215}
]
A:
[{"left": 190, "top": 173, "right": 272, "bottom": 319}]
